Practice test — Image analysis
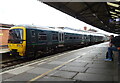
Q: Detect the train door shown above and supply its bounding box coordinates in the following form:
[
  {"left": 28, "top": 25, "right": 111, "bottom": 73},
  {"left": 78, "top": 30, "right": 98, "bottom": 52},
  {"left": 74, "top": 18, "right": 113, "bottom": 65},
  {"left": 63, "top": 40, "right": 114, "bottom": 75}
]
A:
[
  {"left": 30, "top": 30, "right": 36, "bottom": 43},
  {"left": 25, "top": 29, "right": 37, "bottom": 58},
  {"left": 58, "top": 32, "right": 64, "bottom": 47}
]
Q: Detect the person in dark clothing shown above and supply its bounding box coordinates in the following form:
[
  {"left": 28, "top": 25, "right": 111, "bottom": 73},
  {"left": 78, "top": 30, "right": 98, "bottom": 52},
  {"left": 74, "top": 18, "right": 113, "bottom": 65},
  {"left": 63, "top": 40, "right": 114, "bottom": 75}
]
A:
[
  {"left": 111, "top": 36, "right": 120, "bottom": 63},
  {"left": 111, "top": 36, "right": 120, "bottom": 48},
  {"left": 105, "top": 36, "right": 120, "bottom": 62},
  {"left": 105, "top": 35, "right": 114, "bottom": 60},
  {"left": 109, "top": 35, "right": 114, "bottom": 47}
]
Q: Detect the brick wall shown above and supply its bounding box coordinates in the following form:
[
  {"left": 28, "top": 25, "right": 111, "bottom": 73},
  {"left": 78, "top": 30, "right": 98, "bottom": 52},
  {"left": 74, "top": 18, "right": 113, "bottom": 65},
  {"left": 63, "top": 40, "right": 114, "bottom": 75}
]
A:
[
  {"left": 0, "top": 28, "right": 9, "bottom": 48},
  {"left": 0, "top": 23, "right": 14, "bottom": 49}
]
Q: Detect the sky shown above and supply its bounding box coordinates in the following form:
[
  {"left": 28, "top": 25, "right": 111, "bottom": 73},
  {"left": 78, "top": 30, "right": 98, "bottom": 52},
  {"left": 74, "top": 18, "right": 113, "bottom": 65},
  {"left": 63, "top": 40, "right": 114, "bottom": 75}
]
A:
[{"left": 0, "top": 0, "right": 116, "bottom": 35}]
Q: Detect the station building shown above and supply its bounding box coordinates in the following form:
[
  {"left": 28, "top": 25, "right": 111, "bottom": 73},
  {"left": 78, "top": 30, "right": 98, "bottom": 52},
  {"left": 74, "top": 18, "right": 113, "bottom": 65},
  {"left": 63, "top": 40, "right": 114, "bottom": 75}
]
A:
[{"left": 0, "top": 23, "right": 14, "bottom": 49}]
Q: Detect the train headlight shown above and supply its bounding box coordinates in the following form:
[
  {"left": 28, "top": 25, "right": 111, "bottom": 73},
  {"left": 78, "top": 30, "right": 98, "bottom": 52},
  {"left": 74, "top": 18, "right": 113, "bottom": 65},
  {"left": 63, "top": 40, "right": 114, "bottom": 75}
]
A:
[
  {"left": 17, "top": 45, "right": 22, "bottom": 47},
  {"left": 8, "top": 45, "right": 11, "bottom": 47}
]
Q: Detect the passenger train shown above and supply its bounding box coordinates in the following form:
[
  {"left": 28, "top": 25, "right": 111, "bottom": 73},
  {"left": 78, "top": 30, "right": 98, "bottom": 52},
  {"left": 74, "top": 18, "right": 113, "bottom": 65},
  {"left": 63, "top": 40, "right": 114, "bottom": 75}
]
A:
[{"left": 8, "top": 25, "right": 106, "bottom": 58}]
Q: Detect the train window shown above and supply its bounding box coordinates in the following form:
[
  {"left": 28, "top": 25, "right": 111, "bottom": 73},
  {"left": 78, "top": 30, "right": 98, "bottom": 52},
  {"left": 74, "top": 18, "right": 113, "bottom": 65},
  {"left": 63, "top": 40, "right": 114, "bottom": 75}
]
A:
[
  {"left": 82, "top": 36, "right": 84, "bottom": 39},
  {"left": 79, "top": 35, "right": 82, "bottom": 39},
  {"left": 38, "top": 35, "right": 47, "bottom": 40},
  {"left": 62, "top": 33, "right": 64, "bottom": 41},
  {"left": 52, "top": 34, "right": 58, "bottom": 40},
  {"left": 74, "top": 37, "right": 76, "bottom": 39},
  {"left": 58, "top": 33, "right": 61, "bottom": 41},
  {"left": 84, "top": 36, "right": 87, "bottom": 39},
  {"left": 8, "top": 29, "right": 23, "bottom": 43},
  {"left": 70, "top": 37, "right": 72, "bottom": 39},
  {"left": 38, "top": 32, "right": 47, "bottom": 41},
  {"left": 77, "top": 37, "right": 79, "bottom": 39},
  {"left": 31, "top": 30, "right": 35, "bottom": 37},
  {"left": 65, "top": 35, "right": 68, "bottom": 40}
]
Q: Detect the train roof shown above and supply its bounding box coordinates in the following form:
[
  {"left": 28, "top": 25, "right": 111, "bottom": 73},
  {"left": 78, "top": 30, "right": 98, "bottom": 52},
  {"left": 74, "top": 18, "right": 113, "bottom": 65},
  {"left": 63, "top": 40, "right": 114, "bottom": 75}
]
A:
[
  {"left": 14, "top": 25, "right": 59, "bottom": 32},
  {"left": 13, "top": 24, "right": 105, "bottom": 36}
]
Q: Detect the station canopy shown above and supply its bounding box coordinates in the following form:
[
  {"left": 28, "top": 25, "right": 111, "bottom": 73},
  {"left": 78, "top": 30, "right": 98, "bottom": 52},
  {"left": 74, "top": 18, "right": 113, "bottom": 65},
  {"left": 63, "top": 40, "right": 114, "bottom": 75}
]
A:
[{"left": 42, "top": 1, "right": 120, "bottom": 34}]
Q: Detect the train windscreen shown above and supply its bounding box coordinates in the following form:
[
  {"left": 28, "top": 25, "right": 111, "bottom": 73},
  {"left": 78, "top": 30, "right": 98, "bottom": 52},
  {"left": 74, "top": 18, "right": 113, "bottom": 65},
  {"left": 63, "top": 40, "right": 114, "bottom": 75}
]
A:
[{"left": 8, "top": 29, "right": 23, "bottom": 43}]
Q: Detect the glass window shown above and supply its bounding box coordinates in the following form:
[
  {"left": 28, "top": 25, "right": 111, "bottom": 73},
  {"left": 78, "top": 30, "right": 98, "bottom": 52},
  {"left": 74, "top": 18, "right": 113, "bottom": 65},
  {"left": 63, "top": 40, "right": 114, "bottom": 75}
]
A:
[
  {"left": 31, "top": 30, "right": 35, "bottom": 37},
  {"left": 38, "top": 32, "right": 47, "bottom": 41},
  {"left": 8, "top": 29, "right": 23, "bottom": 43},
  {"left": 65, "top": 35, "right": 68, "bottom": 40},
  {"left": 59, "top": 33, "right": 61, "bottom": 41},
  {"left": 70, "top": 37, "right": 72, "bottom": 39},
  {"left": 52, "top": 34, "right": 58, "bottom": 40},
  {"left": 62, "top": 33, "right": 64, "bottom": 41}
]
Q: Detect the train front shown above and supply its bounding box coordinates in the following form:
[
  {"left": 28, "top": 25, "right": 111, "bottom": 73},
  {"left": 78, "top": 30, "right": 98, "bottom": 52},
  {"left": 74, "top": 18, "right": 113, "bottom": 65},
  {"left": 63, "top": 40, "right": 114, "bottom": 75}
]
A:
[{"left": 8, "top": 27, "right": 26, "bottom": 57}]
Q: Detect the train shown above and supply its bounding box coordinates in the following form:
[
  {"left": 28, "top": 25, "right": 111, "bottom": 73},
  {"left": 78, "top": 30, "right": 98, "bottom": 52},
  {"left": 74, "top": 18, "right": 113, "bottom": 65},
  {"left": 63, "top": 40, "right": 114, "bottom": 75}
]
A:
[{"left": 8, "top": 25, "right": 107, "bottom": 58}]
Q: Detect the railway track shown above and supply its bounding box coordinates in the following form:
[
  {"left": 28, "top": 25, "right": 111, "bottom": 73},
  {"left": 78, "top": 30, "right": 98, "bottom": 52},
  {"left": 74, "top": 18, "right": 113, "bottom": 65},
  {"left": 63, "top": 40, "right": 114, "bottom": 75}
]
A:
[
  {"left": 1, "top": 47, "right": 76, "bottom": 72},
  {"left": 1, "top": 52, "right": 57, "bottom": 72},
  {"left": 1, "top": 54, "right": 58, "bottom": 72},
  {"left": 1, "top": 58, "right": 28, "bottom": 71},
  {"left": 1, "top": 43, "right": 98, "bottom": 72}
]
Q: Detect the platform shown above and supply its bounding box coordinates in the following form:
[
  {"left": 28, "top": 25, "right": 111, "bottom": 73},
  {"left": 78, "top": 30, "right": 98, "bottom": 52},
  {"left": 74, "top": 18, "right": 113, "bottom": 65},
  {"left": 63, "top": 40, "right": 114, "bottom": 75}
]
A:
[
  {"left": 1, "top": 42, "right": 119, "bottom": 82},
  {"left": 0, "top": 48, "right": 10, "bottom": 62},
  {"left": 0, "top": 48, "right": 9, "bottom": 54}
]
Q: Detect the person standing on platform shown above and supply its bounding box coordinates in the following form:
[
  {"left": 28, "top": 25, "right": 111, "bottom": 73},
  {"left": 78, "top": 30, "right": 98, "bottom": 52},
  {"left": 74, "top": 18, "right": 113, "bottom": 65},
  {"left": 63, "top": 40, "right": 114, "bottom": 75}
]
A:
[{"left": 105, "top": 35, "right": 114, "bottom": 60}]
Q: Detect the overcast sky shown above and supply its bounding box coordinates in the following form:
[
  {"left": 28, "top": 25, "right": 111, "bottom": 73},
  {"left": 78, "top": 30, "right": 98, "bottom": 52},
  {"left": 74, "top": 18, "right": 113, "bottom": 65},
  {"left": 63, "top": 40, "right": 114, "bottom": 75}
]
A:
[{"left": 0, "top": 0, "right": 116, "bottom": 35}]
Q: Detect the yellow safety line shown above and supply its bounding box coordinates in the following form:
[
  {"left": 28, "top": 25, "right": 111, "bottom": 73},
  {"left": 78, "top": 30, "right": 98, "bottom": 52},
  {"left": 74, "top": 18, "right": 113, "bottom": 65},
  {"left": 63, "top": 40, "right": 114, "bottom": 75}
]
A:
[{"left": 28, "top": 55, "right": 81, "bottom": 82}]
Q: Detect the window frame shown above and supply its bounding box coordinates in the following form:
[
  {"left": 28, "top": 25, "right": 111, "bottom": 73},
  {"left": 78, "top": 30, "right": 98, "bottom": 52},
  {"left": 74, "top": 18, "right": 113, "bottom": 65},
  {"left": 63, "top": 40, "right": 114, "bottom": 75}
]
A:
[{"left": 38, "top": 31, "right": 47, "bottom": 41}]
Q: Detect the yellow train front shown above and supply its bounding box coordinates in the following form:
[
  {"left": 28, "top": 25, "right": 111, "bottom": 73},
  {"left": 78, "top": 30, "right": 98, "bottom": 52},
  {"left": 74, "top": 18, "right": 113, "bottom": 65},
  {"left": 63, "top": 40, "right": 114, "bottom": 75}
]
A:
[{"left": 8, "top": 26, "right": 26, "bottom": 58}]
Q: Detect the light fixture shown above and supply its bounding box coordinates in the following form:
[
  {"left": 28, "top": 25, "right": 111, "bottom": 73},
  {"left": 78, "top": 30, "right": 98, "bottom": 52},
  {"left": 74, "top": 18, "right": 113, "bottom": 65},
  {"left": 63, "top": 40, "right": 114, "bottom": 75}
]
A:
[
  {"left": 110, "top": 11, "right": 117, "bottom": 14},
  {"left": 115, "top": 25, "right": 119, "bottom": 26},
  {"left": 111, "top": 14, "right": 118, "bottom": 17},
  {"left": 116, "top": 18, "right": 120, "bottom": 21},
  {"left": 112, "top": 17, "right": 115, "bottom": 18},
  {"left": 107, "top": 2, "right": 119, "bottom": 7},
  {"left": 117, "top": 14, "right": 120, "bottom": 16},
  {"left": 115, "top": 9, "right": 120, "bottom": 12},
  {"left": 116, "top": 0, "right": 120, "bottom": 1},
  {"left": 115, "top": 32, "right": 120, "bottom": 33}
]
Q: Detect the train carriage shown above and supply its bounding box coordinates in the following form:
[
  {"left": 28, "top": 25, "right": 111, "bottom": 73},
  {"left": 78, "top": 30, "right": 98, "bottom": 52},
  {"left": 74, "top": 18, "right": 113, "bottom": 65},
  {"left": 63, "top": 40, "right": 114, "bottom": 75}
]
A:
[{"left": 8, "top": 25, "right": 106, "bottom": 58}]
